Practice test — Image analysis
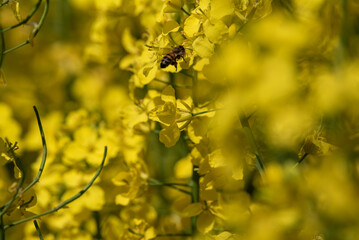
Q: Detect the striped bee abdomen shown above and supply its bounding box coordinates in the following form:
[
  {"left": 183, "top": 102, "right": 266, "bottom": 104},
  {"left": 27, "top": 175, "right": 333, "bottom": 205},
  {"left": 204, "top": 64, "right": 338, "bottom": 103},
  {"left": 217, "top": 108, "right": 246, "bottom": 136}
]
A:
[
  {"left": 160, "top": 46, "right": 185, "bottom": 70},
  {"left": 160, "top": 54, "right": 174, "bottom": 68}
]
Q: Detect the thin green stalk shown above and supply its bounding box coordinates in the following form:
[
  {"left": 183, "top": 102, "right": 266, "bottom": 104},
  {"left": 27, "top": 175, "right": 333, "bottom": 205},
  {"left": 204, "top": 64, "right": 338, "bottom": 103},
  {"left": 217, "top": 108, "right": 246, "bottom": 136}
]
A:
[
  {"left": 192, "top": 70, "right": 198, "bottom": 107},
  {"left": 3, "top": 0, "right": 49, "bottom": 55},
  {"left": 21, "top": 106, "right": 47, "bottom": 194},
  {"left": 0, "top": 25, "right": 5, "bottom": 68},
  {"left": 4, "top": 146, "right": 107, "bottom": 230},
  {"left": 239, "top": 112, "right": 265, "bottom": 177},
  {"left": 93, "top": 211, "right": 102, "bottom": 240},
  {"left": 147, "top": 178, "right": 191, "bottom": 195},
  {"left": 181, "top": 7, "right": 190, "bottom": 16},
  {"left": 0, "top": 106, "right": 46, "bottom": 222},
  {"left": 157, "top": 232, "right": 192, "bottom": 237},
  {"left": 153, "top": 78, "right": 192, "bottom": 89},
  {"left": 33, "top": 220, "right": 43, "bottom": 240},
  {"left": 1, "top": 0, "right": 42, "bottom": 33},
  {"left": 0, "top": 0, "right": 10, "bottom": 8},
  {"left": 179, "top": 70, "right": 193, "bottom": 78},
  {"left": 293, "top": 152, "right": 309, "bottom": 168},
  {"left": 190, "top": 166, "right": 200, "bottom": 235},
  {"left": 233, "top": 4, "right": 258, "bottom": 39},
  {"left": 192, "top": 109, "right": 222, "bottom": 117}
]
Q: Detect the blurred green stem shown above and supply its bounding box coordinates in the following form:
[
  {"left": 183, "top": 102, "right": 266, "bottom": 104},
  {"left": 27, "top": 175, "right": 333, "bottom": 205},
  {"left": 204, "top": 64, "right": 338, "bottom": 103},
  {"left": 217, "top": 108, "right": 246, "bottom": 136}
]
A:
[
  {"left": 0, "top": 25, "right": 5, "bottom": 68},
  {"left": 147, "top": 178, "right": 191, "bottom": 195},
  {"left": 239, "top": 112, "right": 265, "bottom": 177},
  {"left": 293, "top": 152, "right": 309, "bottom": 168},
  {"left": 21, "top": 106, "right": 47, "bottom": 194},
  {"left": 0, "top": 1, "right": 10, "bottom": 8},
  {"left": 4, "top": 146, "right": 107, "bottom": 230},
  {"left": 192, "top": 70, "right": 198, "bottom": 107},
  {"left": 3, "top": 0, "right": 49, "bottom": 55},
  {"left": 1, "top": 0, "right": 42, "bottom": 33},
  {"left": 153, "top": 78, "right": 191, "bottom": 89},
  {"left": 33, "top": 220, "right": 43, "bottom": 240},
  {"left": 181, "top": 7, "right": 190, "bottom": 16},
  {"left": 190, "top": 166, "right": 200, "bottom": 235}
]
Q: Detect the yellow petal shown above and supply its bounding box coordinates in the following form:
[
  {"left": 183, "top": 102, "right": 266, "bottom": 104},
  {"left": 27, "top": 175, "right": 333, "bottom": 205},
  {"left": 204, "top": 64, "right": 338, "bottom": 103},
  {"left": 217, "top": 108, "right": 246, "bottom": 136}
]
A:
[
  {"left": 138, "top": 64, "right": 158, "bottom": 86},
  {"left": 9, "top": 0, "right": 22, "bottom": 22},
  {"left": 159, "top": 124, "right": 180, "bottom": 147},
  {"left": 199, "top": 0, "right": 210, "bottom": 10},
  {"left": 203, "top": 19, "right": 228, "bottom": 43},
  {"left": 84, "top": 185, "right": 105, "bottom": 210},
  {"left": 197, "top": 210, "right": 215, "bottom": 233},
  {"left": 187, "top": 117, "right": 211, "bottom": 144},
  {"left": 163, "top": 0, "right": 183, "bottom": 13},
  {"left": 184, "top": 14, "right": 202, "bottom": 38},
  {"left": 192, "top": 36, "right": 214, "bottom": 58},
  {"left": 115, "top": 194, "right": 130, "bottom": 206},
  {"left": 161, "top": 85, "right": 176, "bottom": 104},
  {"left": 215, "top": 232, "right": 234, "bottom": 240},
  {"left": 208, "top": 149, "right": 226, "bottom": 168},
  {"left": 122, "top": 28, "right": 138, "bottom": 53},
  {"left": 210, "top": 0, "right": 234, "bottom": 19},
  {"left": 156, "top": 102, "right": 177, "bottom": 125},
  {"left": 174, "top": 154, "right": 193, "bottom": 179},
  {"left": 144, "top": 227, "right": 156, "bottom": 240},
  {"left": 193, "top": 58, "right": 210, "bottom": 71},
  {"left": 181, "top": 202, "right": 203, "bottom": 217},
  {"left": 163, "top": 20, "right": 180, "bottom": 35}
]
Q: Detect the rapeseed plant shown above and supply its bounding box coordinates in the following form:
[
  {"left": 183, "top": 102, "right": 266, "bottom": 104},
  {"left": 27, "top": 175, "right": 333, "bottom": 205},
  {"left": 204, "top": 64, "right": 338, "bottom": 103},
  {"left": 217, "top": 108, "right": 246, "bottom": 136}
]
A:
[{"left": 1, "top": 0, "right": 359, "bottom": 239}]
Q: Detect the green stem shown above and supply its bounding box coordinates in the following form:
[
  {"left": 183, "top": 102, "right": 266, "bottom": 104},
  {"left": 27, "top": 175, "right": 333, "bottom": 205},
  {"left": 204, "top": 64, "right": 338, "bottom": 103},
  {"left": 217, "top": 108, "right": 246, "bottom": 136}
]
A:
[
  {"left": 192, "top": 70, "right": 198, "bottom": 107},
  {"left": 93, "top": 211, "right": 102, "bottom": 240},
  {"left": 4, "top": 146, "right": 107, "bottom": 230},
  {"left": 0, "top": 0, "right": 10, "bottom": 8},
  {"left": 1, "top": 0, "right": 42, "bottom": 33},
  {"left": 239, "top": 112, "right": 265, "bottom": 177},
  {"left": 33, "top": 220, "right": 43, "bottom": 240},
  {"left": 179, "top": 71, "right": 193, "bottom": 78},
  {"left": 147, "top": 178, "right": 191, "bottom": 195},
  {"left": 153, "top": 78, "right": 191, "bottom": 89},
  {"left": 181, "top": 7, "right": 190, "bottom": 16},
  {"left": 190, "top": 166, "right": 200, "bottom": 235},
  {"left": 192, "top": 109, "right": 222, "bottom": 117},
  {"left": 157, "top": 232, "right": 192, "bottom": 237},
  {"left": 0, "top": 25, "right": 5, "bottom": 69},
  {"left": 3, "top": 0, "right": 49, "bottom": 55},
  {"left": 233, "top": 4, "right": 258, "bottom": 38},
  {"left": 293, "top": 152, "right": 309, "bottom": 168},
  {"left": 21, "top": 106, "right": 47, "bottom": 194}
]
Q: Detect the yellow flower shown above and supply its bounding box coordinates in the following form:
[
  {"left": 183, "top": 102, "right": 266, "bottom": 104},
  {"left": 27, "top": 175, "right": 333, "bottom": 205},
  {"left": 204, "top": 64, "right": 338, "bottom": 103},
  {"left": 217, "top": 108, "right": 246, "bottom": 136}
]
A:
[{"left": 149, "top": 85, "right": 193, "bottom": 147}]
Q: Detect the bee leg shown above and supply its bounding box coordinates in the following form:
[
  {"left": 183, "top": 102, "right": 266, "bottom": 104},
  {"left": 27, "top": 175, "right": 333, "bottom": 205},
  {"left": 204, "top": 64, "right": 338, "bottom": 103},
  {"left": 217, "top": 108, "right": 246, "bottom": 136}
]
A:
[
  {"left": 174, "top": 62, "right": 178, "bottom": 70},
  {"left": 181, "top": 56, "right": 186, "bottom": 63}
]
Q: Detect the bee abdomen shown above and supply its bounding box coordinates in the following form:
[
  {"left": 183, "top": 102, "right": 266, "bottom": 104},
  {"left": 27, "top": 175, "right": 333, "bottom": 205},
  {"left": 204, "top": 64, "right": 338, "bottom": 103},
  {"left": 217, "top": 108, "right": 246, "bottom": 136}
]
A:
[{"left": 161, "top": 55, "right": 174, "bottom": 68}]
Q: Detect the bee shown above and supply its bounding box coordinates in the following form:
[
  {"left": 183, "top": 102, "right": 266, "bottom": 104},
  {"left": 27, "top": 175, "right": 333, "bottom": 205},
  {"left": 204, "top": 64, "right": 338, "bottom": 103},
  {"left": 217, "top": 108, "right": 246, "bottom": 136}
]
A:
[{"left": 160, "top": 45, "right": 185, "bottom": 70}]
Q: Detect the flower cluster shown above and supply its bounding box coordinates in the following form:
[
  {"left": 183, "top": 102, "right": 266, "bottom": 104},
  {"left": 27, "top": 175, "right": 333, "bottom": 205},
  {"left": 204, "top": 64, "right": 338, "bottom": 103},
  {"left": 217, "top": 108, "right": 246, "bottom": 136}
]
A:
[{"left": 1, "top": 0, "right": 359, "bottom": 239}]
